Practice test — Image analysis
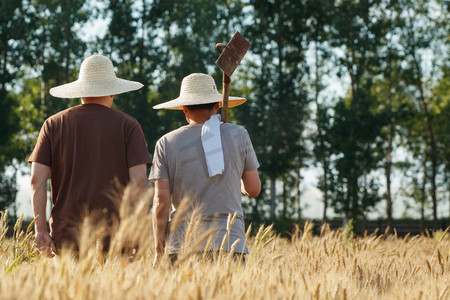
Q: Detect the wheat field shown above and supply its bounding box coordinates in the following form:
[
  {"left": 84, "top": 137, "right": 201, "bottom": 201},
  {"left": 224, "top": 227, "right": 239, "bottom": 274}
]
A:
[{"left": 1, "top": 190, "right": 449, "bottom": 300}]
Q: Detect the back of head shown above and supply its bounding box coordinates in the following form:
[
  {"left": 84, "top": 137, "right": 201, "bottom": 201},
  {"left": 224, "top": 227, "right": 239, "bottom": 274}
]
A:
[{"left": 185, "top": 102, "right": 218, "bottom": 111}]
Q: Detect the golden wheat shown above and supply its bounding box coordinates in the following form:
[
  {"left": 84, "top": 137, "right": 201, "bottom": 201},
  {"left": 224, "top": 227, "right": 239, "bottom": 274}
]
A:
[{"left": 1, "top": 193, "right": 449, "bottom": 299}]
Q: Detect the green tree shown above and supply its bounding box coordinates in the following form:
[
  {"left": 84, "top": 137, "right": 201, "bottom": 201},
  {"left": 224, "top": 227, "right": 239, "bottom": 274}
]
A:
[
  {"left": 327, "top": 0, "right": 389, "bottom": 221},
  {"left": 305, "top": 0, "right": 335, "bottom": 221},
  {"left": 149, "top": 0, "right": 247, "bottom": 136},
  {"left": 396, "top": 0, "right": 448, "bottom": 229},
  {"left": 23, "top": 0, "right": 89, "bottom": 119},
  {"left": 367, "top": 2, "right": 410, "bottom": 226},
  {"left": 376, "top": 4, "right": 399, "bottom": 226},
  {"left": 99, "top": 0, "right": 163, "bottom": 150},
  {"left": 0, "top": 0, "right": 33, "bottom": 213},
  {"left": 431, "top": 65, "right": 450, "bottom": 220},
  {"left": 2, "top": 0, "right": 91, "bottom": 215},
  {"left": 329, "top": 92, "right": 385, "bottom": 220},
  {"left": 312, "top": 102, "right": 334, "bottom": 221},
  {"left": 104, "top": 0, "right": 248, "bottom": 150},
  {"left": 239, "top": 0, "right": 310, "bottom": 221}
]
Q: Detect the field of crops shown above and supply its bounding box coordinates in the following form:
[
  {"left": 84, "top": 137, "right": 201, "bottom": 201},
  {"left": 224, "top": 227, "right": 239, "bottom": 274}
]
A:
[{"left": 1, "top": 201, "right": 449, "bottom": 300}]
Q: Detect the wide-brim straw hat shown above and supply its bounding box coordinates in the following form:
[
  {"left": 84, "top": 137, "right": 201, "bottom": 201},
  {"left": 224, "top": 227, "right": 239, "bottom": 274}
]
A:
[
  {"left": 49, "top": 55, "right": 143, "bottom": 98},
  {"left": 153, "top": 73, "right": 246, "bottom": 110}
]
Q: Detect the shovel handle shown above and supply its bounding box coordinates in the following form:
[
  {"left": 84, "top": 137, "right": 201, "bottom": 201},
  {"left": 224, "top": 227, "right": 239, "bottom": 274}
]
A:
[
  {"left": 221, "top": 73, "right": 230, "bottom": 123},
  {"left": 216, "top": 43, "right": 231, "bottom": 122}
]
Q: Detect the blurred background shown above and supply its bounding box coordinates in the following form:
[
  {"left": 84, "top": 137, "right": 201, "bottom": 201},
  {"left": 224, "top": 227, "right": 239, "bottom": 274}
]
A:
[{"left": 0, "top": 0, "right": 448, "bottom": 232}]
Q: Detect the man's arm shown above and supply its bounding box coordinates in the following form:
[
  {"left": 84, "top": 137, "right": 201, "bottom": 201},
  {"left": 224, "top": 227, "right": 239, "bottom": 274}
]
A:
[
  {"left": 129, "top": 163, "right": 148, "bottom": 203},
  {"left": 30, "top": 162, "right": 56, "bottom": 255},
  {"left": 152, "top": 179, "right": 171, "bottom": 264},
  {"left": 241, "top": 169, "right": 261, "bottom": 198}
]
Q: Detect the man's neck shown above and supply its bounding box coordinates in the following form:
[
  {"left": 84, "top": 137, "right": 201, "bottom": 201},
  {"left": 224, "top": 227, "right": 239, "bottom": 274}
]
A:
[
  {"left": 187, "top": 111, "right": 216, "bottom": 125},
  {"left": 81, "top": 95, "right": 114, "bottom": 108}
]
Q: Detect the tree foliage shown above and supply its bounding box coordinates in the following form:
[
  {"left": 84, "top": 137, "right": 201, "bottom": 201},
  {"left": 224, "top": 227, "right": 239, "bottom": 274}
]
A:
[{"left": 0, "top": 0, "right": 448, "bottom": 225}]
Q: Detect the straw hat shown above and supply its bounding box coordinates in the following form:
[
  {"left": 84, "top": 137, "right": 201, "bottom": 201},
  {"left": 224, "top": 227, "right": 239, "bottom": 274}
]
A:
[
  {"left": 49, "top": 55, "right": 143, "bottom": 98},
  {"left": 153, "top": 73, "right": 246, "bottom": 110}
]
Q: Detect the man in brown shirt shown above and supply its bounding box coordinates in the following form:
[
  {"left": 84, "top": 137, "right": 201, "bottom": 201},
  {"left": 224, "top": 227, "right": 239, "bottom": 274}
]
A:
[{"left": 28, "top": 55, "right": 151, "bottom": 255}]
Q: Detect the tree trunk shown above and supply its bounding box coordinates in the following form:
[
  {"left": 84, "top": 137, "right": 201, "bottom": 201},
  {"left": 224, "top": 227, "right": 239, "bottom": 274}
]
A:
[
  {"left": 424, "top": 104, "right": 438, "bottom": 230},
  {"left": 349, "top": 109, "right": 358, "bottom": 221},
  {"left": 270, "top": 178, "right": 276, "bottom": 221},
  {"left": 421, "top": 154, "right": 427, "bottom": 232},
  {"left": 386, "top": 77, "right": 393, "bottom": 227},
  {"left": 323, "top": 159, "right": 329, "bottom": 222},
  {"left": 12, "top": 168, "right": 18, "bottom": 221},
  {"left": 296, "top": 163, "right": 302, "bottom": 220},
  {"left": 347, "top": 44, "right": 359, "bottom": 221},
  {"left": 412, "top": 54, "right": 438, "bottom": 230},
  {"left": 282, "top": 177, "right": 287, "bottom": 219},
  {"left": 65, "top": 26, "right": 70, "bottom": 83},
  {"left": 0, "top": 39, "right": 7, "bottom": 96},
  {"left": 313, "top": 42, "right": 329, "bottom": 222},
  {"left": 40, "top": 80, "right": 48, "bottom": 119},
  {"left": 64, "top": 0, "right": 71, "bottom": 84},
  {"left": 139, "top": 0, "right": 146, "bottom": 77}
]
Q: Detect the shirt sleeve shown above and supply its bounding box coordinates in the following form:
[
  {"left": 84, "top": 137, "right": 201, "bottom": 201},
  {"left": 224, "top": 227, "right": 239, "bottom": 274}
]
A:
[
  {"left": 127, "top": 122, "right": 152, "bottom": 169},
  {"left": 148, "top": 137, "right": 169, "bottom": 181},
  {"left": 241, "top": 128, "right": 260, "bottom": 171},
  {"left": 28, "top": 120, "right": 52, "bottom": 167}
]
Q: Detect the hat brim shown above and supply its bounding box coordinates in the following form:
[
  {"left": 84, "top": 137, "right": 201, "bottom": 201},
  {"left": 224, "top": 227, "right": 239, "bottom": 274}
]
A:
[
  {"left": 153, "top": 93, "right": 246, "bottom": 110},
  {"left": 49, "top": 78, "right": 143, "bottom": 98}
]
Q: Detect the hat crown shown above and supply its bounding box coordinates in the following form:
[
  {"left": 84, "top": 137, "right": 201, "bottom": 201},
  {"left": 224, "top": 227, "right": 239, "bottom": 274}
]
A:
[
  {"left": 180, "top": 73, "right": 219, "bottom": 95},
  {"left": 152, "top": 72, "right": 246, "bottom": 110},
  {"left": 49, "top": 54, "right": 143, "bottom": 98},
  {"left": 78, "top": 55, "right": 116, "bottom": 82}
]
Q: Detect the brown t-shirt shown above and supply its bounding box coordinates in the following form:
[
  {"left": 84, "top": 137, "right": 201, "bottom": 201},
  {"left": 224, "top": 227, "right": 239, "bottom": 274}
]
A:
[{"left": 28, "top": 103, "right": 151, "bottom": 249}]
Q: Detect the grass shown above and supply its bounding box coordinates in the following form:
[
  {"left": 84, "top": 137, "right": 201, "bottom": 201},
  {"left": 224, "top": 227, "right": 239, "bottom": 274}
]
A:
[{"left": 1, "top": 190, "right": 449, "bottom": 299}]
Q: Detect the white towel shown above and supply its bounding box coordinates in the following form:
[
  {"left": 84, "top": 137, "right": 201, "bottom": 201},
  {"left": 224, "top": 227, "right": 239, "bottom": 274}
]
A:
[{"left": 201, "top": 114, "right": 224, "bottom": 177}]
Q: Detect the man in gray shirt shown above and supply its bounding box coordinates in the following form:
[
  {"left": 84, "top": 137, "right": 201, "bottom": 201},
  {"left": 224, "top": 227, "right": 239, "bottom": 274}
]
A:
[{"left": 150, "top": 73, "right": 260, "bottom": 265}]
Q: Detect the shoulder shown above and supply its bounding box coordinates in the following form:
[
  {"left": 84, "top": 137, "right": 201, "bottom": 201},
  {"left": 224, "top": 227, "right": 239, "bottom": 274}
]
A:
[
  {"left": 101, "top": 108, "right": 143, "bottom": 133},
  {"left": 43, "top": 106, "right": 74, "bottom": 126},
  {"left": 48, "top": 106, "right": 74, "bottom": 119},
  {"left": 222, "top": 123, "right": 249, "bottom": 137},
  {"left": 109, "top": 108, "right": 139, "bottom": 125},
  {"left": 155, "top": 126, "right": 195, "bottom": 150},
  {"left": 222, "top": 123, "right": 246, "bottom": 131},
  {"left": 160, "top": 126, "right": 194, "bottom": 141},
  {"left": 47, "top": 105, "right": 138, "bottom": 120}
]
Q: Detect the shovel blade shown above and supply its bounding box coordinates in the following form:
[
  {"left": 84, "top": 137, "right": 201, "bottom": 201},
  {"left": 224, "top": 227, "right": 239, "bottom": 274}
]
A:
[{"left": 216, "top": 31, "right": 251, "bottom": 77}]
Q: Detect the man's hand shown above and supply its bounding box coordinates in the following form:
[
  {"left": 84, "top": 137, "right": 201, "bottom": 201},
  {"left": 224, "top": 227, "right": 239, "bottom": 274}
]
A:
[
  {"left": 35, "top": 231, "right": 56, "bottom": 257},
  {"left": 31, "top": 162, "right": 52, "bottom": 256},
  {"left": 153, "top": 253, "right": 160, "bottom": 268}
]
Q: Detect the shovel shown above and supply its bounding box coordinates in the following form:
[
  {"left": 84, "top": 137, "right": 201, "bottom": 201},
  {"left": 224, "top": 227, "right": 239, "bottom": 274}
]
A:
[{"left": 216, "top": 31, "right": 250, "bottom": 123}]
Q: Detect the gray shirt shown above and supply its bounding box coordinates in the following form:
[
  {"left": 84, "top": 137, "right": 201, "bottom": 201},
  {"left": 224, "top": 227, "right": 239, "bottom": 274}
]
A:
[{"left": 149, "top": 122, "right": 259, "bottom": 254}]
